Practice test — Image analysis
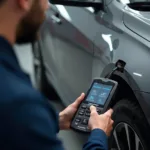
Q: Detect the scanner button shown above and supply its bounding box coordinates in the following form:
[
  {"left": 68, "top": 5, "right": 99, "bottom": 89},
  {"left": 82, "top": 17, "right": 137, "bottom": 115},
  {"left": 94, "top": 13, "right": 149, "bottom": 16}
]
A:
[
  {"left": 81, "top": 105, "right": 87, "bottom": 109},
  {"left": 79, "top": 111, "right": 84, "bottom": 115},
  {"left": 82, "top": 119, "right": 88, "bottom": 125},
  {"left": 80, "top": 109, "right": 85, "bottom": 113},
  {"left": 85, "top": 113, "right": 90, "bottom": 117},
  {"left": 77, "top": 115, "right": 82, "bottom": 118},
  {"left": 75, "top": 118, "right": 81, "bottom": 122},
  {"left": 77, "top": 126, "right": 86, "bottom": 130},
  {"left": 74, "top": 122, "right": 79, "bottom": 126}
]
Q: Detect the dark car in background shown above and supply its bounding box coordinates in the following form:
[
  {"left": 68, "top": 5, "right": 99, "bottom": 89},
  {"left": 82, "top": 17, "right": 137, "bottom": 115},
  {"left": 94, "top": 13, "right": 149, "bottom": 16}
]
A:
[{"left": 33, "top": 0, "right": 150, "bottom": 149}]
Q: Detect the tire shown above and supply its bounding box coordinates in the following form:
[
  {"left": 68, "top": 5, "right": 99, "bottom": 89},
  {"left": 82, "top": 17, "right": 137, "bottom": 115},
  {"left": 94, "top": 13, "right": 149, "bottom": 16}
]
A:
[{"left": 109, "top": 99, "right": 150, "bottom": 150}]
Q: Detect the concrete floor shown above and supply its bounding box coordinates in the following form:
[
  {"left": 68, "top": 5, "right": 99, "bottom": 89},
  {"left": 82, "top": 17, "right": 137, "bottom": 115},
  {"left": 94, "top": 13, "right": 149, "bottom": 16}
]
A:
[{"left": 14, "top": 44, "right": 89, "bottom": 150}]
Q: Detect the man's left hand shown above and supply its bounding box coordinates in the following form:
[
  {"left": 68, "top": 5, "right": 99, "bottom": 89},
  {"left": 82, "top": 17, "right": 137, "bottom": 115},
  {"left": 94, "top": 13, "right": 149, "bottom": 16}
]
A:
[{"left": 59, "top": 93, "right": 85, "bottom": 130}]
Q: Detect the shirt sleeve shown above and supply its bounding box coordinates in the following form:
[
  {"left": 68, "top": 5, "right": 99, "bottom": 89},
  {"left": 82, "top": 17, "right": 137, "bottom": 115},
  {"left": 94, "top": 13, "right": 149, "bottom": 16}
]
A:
[
  {"left": 6, "top": 92, "right": 65, "bottom": 150},
  {"left": 83, "top": 129, "right": 108, "bottom": 150}
]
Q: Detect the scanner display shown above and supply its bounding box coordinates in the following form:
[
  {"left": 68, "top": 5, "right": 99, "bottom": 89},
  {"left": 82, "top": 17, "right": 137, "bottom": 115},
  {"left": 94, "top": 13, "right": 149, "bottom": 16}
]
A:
[{"left": 86, "top": 82, "right": 113, "bottom": 106}]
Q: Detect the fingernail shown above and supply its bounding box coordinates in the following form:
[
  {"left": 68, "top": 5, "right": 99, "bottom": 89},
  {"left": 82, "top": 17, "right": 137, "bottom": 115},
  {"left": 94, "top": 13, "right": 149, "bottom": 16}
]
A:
[{"left": 90, "top": 105, "right": 94, "bottom": 109}]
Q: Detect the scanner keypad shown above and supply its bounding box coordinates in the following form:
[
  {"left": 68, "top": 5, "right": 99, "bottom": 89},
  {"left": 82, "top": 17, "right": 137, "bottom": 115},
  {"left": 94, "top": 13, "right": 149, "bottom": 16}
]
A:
[{"left": 73, "top": 103, "right": 103, "bottom": 131}]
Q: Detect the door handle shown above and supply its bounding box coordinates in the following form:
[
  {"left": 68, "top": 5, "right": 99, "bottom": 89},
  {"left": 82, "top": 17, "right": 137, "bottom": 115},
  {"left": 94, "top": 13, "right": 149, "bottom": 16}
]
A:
[{"left": 51, "top": 14, "right": 62, "bottom": 24}]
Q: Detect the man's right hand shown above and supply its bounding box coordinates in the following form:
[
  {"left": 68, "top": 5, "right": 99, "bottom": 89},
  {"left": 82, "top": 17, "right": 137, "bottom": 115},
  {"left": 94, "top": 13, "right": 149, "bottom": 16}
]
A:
[{"left": 88, "top": 106, "right": 114, "bottom": 136}]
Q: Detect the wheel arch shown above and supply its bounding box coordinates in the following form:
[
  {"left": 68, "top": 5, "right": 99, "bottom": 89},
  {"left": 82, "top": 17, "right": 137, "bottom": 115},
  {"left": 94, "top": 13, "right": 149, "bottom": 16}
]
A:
[
  {"left": 109, "top": 74, "right": 136, "bottom": 107},
  {"left": 101, "top": 63, "right": 149, "bottom": 124}
]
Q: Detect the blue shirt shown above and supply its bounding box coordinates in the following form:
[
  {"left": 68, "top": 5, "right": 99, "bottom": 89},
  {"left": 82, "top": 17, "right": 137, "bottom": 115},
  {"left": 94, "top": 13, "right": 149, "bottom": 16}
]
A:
[{"left": 0, "top": 36, "right": 108, "bottom": 150}]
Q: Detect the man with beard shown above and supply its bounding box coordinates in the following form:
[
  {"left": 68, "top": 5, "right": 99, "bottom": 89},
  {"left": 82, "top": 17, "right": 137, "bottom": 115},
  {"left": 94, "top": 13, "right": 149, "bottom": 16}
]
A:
[{"left": 0, "top": 0, "right": 114, "bottom": 149}]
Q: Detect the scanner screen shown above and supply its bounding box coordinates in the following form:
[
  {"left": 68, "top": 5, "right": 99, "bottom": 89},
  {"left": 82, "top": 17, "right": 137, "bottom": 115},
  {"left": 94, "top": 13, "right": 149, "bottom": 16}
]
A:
[{"left": 86, "top": 82, "right": 113, "bottom": 105}]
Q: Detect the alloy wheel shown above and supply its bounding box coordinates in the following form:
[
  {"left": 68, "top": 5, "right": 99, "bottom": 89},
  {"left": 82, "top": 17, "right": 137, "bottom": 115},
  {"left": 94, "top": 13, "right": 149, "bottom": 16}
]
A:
[{"left": 111, "top": 122, "right": 144, "bottom": 150}]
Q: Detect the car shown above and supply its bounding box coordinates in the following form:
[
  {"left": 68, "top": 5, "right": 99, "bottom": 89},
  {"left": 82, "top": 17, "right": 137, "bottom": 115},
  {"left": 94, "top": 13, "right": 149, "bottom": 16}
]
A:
[{"left": 32, "top": 0, "right": 150, "bottom": 149}]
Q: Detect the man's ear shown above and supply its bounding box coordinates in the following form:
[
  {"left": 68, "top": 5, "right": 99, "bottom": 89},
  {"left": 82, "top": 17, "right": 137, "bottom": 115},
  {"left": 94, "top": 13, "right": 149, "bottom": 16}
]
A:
[{"left": 17, "top": 0, "right": 33, "bottom": 11}]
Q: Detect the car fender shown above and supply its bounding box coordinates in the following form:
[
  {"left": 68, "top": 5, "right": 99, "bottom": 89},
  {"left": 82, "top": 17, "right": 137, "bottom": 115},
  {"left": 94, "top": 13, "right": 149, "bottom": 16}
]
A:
[{"left": 101, "top": 63, "right": 150, "bottom": 125}]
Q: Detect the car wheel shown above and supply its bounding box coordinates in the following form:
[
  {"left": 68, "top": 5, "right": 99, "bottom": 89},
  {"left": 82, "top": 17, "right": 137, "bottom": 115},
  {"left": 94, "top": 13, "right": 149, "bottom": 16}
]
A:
[{"left": 109, "top": 99, "right": 150, "bottom": 150}]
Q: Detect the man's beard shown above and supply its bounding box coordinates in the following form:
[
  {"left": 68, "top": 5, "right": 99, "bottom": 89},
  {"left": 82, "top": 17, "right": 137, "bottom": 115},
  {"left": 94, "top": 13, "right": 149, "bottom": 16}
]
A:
[{"left": 16, "top": 1, "right": 45, "bottom": 44}]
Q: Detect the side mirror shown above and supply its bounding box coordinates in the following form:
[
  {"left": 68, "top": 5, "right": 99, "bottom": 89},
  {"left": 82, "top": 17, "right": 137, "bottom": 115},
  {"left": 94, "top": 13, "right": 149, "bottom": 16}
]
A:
[{"left": 49, "top": 0, "right": 104, "bottom": 9}]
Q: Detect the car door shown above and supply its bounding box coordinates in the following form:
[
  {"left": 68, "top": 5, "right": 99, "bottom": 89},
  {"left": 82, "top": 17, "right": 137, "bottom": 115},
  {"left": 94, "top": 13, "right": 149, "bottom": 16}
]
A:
[{"left": 50, "top": 5, "right": 104, "bottom": 105}]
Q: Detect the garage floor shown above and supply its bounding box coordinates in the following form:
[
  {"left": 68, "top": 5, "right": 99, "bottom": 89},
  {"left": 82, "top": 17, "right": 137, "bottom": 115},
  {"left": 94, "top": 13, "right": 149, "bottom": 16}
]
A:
[{"left": 14, "top": 44, "right": 89, "bottom": 150}]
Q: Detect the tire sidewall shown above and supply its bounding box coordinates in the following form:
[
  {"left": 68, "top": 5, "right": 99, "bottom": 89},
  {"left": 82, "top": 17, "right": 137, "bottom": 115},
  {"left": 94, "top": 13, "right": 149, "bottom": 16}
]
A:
[{"left": 109, "top": 100, "right": 150, "bottom": 150}]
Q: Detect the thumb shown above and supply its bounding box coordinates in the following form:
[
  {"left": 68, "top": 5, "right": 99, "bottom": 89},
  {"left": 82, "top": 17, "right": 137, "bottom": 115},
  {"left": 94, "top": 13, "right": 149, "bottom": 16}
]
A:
[
  {"left": 90, "top": 105, "right": 97, "bottom": 113},
  {"left": 73, "top": 93, "right": 85, "bottom": 107}
]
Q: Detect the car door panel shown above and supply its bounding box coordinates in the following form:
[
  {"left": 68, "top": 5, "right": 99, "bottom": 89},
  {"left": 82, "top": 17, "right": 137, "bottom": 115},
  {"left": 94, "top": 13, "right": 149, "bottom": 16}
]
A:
[
  {"left": 48, "top": 6, "right": 94, "bottom": 105},
  {"left": 53, "top": 5, "right": 121, "bottom": 105},
  {"left": 54, "top": 6, "right": 97, "bottom": 54}
]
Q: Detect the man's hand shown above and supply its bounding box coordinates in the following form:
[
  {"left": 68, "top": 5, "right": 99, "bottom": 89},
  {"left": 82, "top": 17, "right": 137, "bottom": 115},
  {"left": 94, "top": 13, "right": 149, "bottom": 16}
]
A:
[
  {"left": 59, "top": 93, "right": 85, "bottom": 130},
  {"left": 88, "top": 106, "right": 114, "bottom": 136}
]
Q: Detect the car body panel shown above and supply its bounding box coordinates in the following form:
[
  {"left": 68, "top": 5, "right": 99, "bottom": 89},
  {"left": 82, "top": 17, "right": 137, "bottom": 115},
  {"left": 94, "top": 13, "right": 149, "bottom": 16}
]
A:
[
  {"left": 123, "top": 6, "right": 150, "bottom": 42},
  {"left": 94, "top": 0, "right": 150, "bottom": 126},
  {"left": 94, "top": 0, "right": 150, "bottom": 94},
  {"left": 41, "top": 4, "right": 99, "bottom": 105},
  {"left": 40, "top": 0, "right": 150, "bottom": 119},
  {"left": 53, "top": 6, "right": 96, "bottom": 105}
]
